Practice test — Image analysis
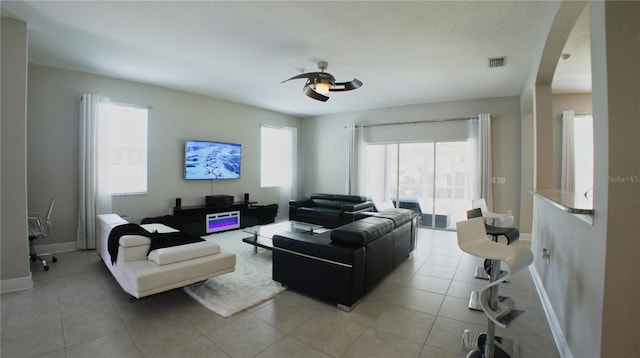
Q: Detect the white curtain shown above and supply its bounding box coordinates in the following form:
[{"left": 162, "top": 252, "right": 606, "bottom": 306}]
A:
[
  {"left": 77, "top": 94, "right": 111, "bottom": 249},
  {"left": 561, "top": 110, "right": 575, "bottom": 193},
  {"left": 468, "top": 113, "right": 493, "bottom": 210},
  {"left": 278, "top": 126, "right": 298, "bottom": 217},
  {"left": 357, "top": 126, "right": 366, "bottom": 195},
  {"left": 345, "top": 124, "right": 366, "bottom": 195}
]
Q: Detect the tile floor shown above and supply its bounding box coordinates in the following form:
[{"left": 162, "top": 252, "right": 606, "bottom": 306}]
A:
[{"left": 1, "top": 229, "right": 560, "bottom": 357}]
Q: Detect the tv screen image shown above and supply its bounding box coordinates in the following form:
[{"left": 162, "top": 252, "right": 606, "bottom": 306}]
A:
[{"left": 185, "top": 140, "right": 241, "bottom": 180}]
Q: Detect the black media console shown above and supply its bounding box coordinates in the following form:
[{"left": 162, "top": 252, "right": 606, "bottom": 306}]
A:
[{"left": 172, "top": 201, "right": 257, "bottom": 236}]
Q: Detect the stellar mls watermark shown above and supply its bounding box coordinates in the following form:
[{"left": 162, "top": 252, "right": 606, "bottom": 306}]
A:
[{"left": 608, "top": 176, "right": 640, "bottom": 183}]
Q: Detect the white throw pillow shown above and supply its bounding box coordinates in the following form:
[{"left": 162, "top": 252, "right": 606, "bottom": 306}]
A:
[
  {"left": 148, "top": 241, "right": 221, "bottom": 265},
  {"left": 120, "top": 235, "right": 151, "bottom": 247}
]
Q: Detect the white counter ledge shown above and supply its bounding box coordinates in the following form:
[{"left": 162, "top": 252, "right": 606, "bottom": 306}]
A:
[{"left": 529, "top": 188, "right": 594, "bottom": 215}]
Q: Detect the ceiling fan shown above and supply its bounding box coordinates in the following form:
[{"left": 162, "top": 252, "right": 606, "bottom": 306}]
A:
[{"left": 281, "top": 61, "right": 363, "bottom": 102}]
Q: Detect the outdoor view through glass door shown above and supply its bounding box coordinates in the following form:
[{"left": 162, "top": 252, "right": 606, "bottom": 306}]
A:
[{"left": 365, "top": 141, "right": 474, "bottom": 230}]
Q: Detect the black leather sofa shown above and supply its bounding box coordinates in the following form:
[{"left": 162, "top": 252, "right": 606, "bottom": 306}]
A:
[
  {"left": 289, "top": 193, "right": 374, "bottom": 229},
  {"left": 272, "top": 208, "right": 417, "bottom": 311}
]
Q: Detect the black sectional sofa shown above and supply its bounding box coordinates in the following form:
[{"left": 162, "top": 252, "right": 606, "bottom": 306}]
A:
[
  {"left": 272, "top": 208, "right": 417, "bottom": 311},
  {"left": 289, "top": 193, "right": 374, "bottom": 229}
]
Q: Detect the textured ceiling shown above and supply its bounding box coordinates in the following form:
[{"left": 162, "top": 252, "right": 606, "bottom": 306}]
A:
[{"left": 2, "top": 1, "right": 589, "bottom": 117}]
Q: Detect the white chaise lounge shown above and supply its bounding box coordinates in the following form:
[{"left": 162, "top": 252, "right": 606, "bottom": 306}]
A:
[{"left": 97, "top": 214, "right": 236, "bottom": 299}]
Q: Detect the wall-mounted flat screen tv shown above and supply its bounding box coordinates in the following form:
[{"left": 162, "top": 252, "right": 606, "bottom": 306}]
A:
[{"left": 185, "top": 140, "right": 241, "bottom": 180}]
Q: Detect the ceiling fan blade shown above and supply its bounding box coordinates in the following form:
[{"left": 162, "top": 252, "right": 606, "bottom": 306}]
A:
[
  {"left": 330, "top": 78, "right": 363, "bottom": 92},
  {"left": 303, "top": 85, "right": 329, "bottom": 102},
  {"left": 281, "top": 72, "right": 324, "bottom": 83}
]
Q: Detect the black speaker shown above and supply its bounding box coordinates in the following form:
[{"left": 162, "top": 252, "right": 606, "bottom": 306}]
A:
[
  {"left": 244, "top": 193, "right": 250, "bottom": 202},
  {"left": 206, "top": 195, "right": 234, "bottom": 208},
  {"left": 175, "top": 198, "right": 181, "bottom": 208}
]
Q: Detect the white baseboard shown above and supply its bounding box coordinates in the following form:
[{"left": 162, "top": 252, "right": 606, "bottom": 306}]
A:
[
  {"left": 1, "top": 275, "right": 33, "bottom": 293},
  {"left": 512, "top": 233, "right": 531, "bottom": 248},
  {"left": 35, "top": 241, "right": 78, "bottom": 254},
  {"left": 519, "top": 232, "right": 531, "bottom": 241},
  {"left": 529, "top": 265, "right": 574, "bottom": 358}
]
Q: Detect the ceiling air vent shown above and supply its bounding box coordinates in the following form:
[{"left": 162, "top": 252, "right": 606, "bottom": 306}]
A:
[{"left": 488, "top": 56, "right": 506, "bottom": 68}]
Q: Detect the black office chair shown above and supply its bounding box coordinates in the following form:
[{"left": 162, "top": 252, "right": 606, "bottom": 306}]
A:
[
  {"left": 28, "top": 199, "right": 57, "bottom": 271},
  {"left": 245, "top": 204, "right": 279, "bottom": 225}
]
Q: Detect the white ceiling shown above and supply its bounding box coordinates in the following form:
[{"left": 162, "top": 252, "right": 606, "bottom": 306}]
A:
[{"left": 2, "top": 1, "right": 590, "bottom": 117}]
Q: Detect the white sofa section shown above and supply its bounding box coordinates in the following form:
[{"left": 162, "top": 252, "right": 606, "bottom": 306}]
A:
[{"left": 97, "top": 214, "right": 236, "bottom": 298}]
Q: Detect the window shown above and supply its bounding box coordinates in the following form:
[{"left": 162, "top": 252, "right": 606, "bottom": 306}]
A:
[
  {"left": 99, "top": 102, "right": 148, "bottom": 195},
  {"left": 260, "top": 126, "right": 294, "bottom": 187},
  {"left": 561, "top": 111, "right": 594, "bottom": 197},
  {"left": 572, "top": 114, "right": 594, "bottom": 197},
  {"left": 365, "top": 140, "right": 473, "bottom": 230}
]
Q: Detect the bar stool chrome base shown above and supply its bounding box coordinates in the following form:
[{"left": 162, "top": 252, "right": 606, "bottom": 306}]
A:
[
  {"left": 468, "top": 291, "right": 515, "bottom": 311},
  {"left": 475, "top": 266, "right": 491, "bottom": 279},
  {"left": 459, "top": 329, "right": 519, "bottom": 358}
]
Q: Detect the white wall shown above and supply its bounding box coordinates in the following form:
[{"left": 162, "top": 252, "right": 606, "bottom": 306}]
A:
[
  {"left": 26, "top": 65, "right": 301, "bottom": 247},
  {"left": 592, "top": 1, "right": 639, "bottom": 355},
  {"left": 300, "top": 96, "right": 522, "bottom": 224},
  {"left": 1, "top": 17, "right": 32, "bottom": 290},
  {"left": 531, "top": 195, "right": 606, "bottom": 357},
  {"left": 519, "top": 89, "right": 535, "bottom": 233},
  {"left": 528, "top": 1, "right": 640, "bottom": 357}
]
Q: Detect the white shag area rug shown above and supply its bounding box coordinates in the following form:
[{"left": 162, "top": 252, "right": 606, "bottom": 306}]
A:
[{"left": 183, "top": 229, "right": 285, "bottom": 317}]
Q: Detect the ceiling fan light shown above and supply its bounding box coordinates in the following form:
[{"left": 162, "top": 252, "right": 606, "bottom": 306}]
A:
[{"left": 314, "top": 82, "right": 331, "bottom": 94}]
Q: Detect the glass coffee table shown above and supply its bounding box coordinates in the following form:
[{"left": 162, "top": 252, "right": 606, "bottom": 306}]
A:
[{"left": 242, "top": 221, "right": 324, "bottom": 253}]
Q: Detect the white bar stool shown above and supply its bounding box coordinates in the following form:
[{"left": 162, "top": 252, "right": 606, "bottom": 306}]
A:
[
  {"left": 466, "top": 208, "right": 520, "bottom": 311},
  {"left": 472, "top": 198, "right": 514, "bottom": 227},
  {"left": 456, "top": 217, "right": 533, "bottom": 358}
]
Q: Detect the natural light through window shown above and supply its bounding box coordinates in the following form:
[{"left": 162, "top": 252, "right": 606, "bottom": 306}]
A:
[
  {"left": 573, "top": 114, "right": 594, "bottom": 197},
  {"left": 365, "top": 140, "right": 473, "bottom": 229},
  {"left": 261, "top": 126, "right": 293, "bottom": 187},
  {"left": 99, "top": 103, "right": 148, "bottom": 195}
]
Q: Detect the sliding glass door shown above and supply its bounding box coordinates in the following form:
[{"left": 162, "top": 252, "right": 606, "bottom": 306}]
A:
[
  {"left": 432, "top": 141, "right": 473, "bottom": 229},
  {"left": 365, "top": 140, "right": 473, "bottom": 230}
]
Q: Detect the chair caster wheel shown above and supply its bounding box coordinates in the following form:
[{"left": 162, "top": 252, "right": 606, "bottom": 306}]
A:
[
  {"left": 44, "top": 266, "right": 50, "bottom": 271},
  {"left": 52, "top": 257, "right": 58, "bottom": 263}
]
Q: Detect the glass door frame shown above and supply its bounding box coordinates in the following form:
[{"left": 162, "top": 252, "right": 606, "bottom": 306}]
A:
[{"left": 365, "top": 139, "right": 471, "bottom": 231}]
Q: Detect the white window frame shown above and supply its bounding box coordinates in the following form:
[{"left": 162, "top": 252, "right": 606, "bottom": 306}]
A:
[
  {"left": 99, "top": 102, "right": 149, "bottom": 195},
  {"left": 260, "top": 125, "right": 294, "bottom": 188},
  {"left": 572, "top": 114, "right": 594, "bottom": 197}
]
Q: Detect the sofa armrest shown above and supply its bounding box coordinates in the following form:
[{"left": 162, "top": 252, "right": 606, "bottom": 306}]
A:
[
  {"left": 342, "top": 201, "right": 374, "bottom": 224},
  {"left": 342, "top": 201, "right": 374, "bottom": 212},
  {"left": 353, "top": 211, "right": 379, "bottom": 220},
  {"left": 118, "top": 235, "right": 152, "bottom": 263}
]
